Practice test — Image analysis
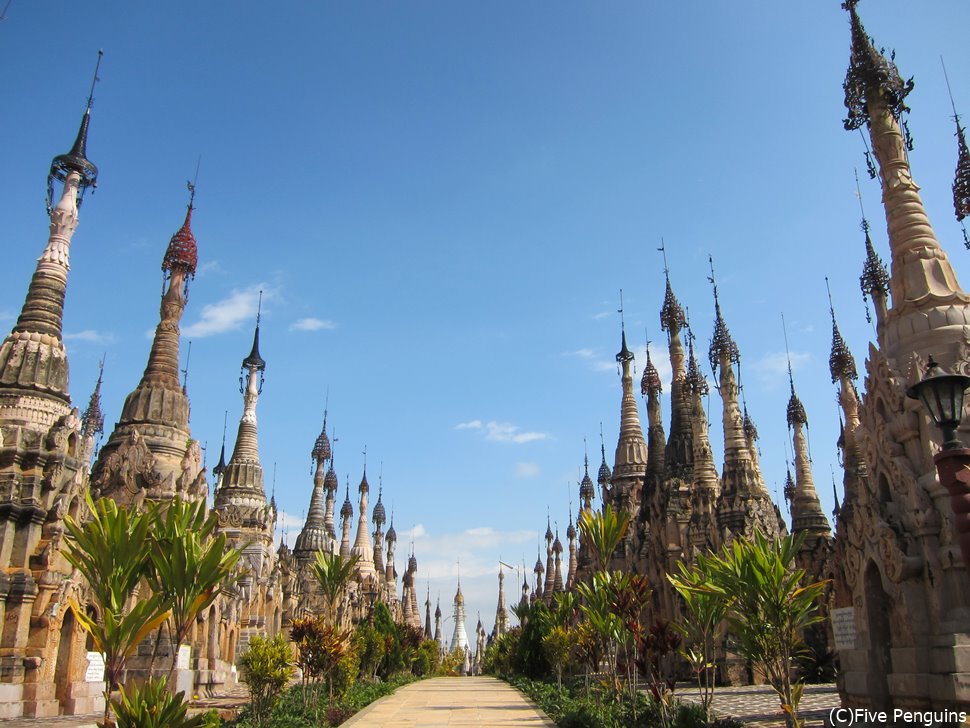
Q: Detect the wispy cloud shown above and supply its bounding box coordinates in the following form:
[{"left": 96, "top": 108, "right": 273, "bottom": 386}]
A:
[
  {"left": 289, "top": 317, "right": 337, "bottom": 332},
  {"left": 402, "top": 525, "right": 537, "bottom": 578},
  {"left": 196, "top": 260, "right": 225, "bottom": 277},
  {"left": 591, "top": 311, "right": 613, "bottom": 321},
  {"left": 564, "top": 346, "right": 616, "bottom": 374},
  {"left": 183, "top": 283, "right": 277, "bottom": 338},
  {"left": 64, "top": 329, "right": 116, "bottom": 345},
  {"left": 752, "top": 350, "right": 812, "bottom": 389},
  {"left": 515, "top": 462, "right": 540, "bottom": 478},
  {"left": 455, "top": 419, "right": 549, "bottom": 444},
  {"left": 274, "top": 510, "right": 306, "bottom": 546}
]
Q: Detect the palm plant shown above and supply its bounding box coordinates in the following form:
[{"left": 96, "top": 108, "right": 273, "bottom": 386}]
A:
[
  {"left": 578, "top": 505, "right": 630, "bottom": 571},
  {"left": 703, "top": 532, "right": 828, "bottom": 728},
  {"left": 63, "top": 494, "right": 171, "bottom": 726},
  {"left": 112, "top": 677, "right": 211, "bottom": 728},
  {"left": 668, "top": 557, "right": 727, "bottom": 722},
  {"left": 146, "top": 496, "right": 243, "bottom": 678},
  {"left": 310, "top": 550, "right": 360, "bottom": 627}
]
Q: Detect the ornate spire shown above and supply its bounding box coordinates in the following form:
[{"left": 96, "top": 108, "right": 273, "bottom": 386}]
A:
[
  {"left": 685, "top": 330, "right": 709, "bottom": 397},
  {"left": 783, "top": 314, "right": 807, "bottom": 429},
  {"left": 352, "top": 456, "right": 376, "bottom": 578},
  {"left": 579, "top": 447, "right": 595, "bottom": 511},
  {"left": 211, "top": 420, "right": 226, "bottom": 486},
  {"left": 640, "top": 345, "right": 662, "bottom": 396},
  {"left": 81, "top": 358, "right": 105, "bottom": 442},
  {"left": 137, "top": 183, "right": 199, "bottom": 393},
  {"left": 311, "top": 409, "right": 331, "bottom": 463},
  {"left": 0, "top": 53, "right": 102, "bottom": 415},
  {"left": 827, "top": 279, "right": 857, "bottom": 383},
  {"left": 373, "top": 486, "right": 386, "bottom": 526},
  {"left": 612, "top": 291, "right": 648, "bottom": 527},
  {"left": 242, "top": 292, "right": 266, "bottom": 374},
  {"left": 47, "top": 51, "right": 101, "bottom": 212},
  {"left": 843, "top": 1, "right": 969, "bottom": 363},
  {"left": 597, "top": 424, "right": 612, "bottom": 489},
  {"left": 294, "top": 415, "right": 330, "bottom": 560},
  {"left": 707, "top": 257, "right": 739, "bottom": 374},
  {"left": 842, "top": 0, "right": 914, "bottom": 142},
  {"left": 943, "top": 59, "right": 970, "bottom": 248},
  {"left": 214, "top": 310, "right": 267, "bottom": 510},
  {"left": 339, "top": 479, "right": 353, "bottom": 560}
]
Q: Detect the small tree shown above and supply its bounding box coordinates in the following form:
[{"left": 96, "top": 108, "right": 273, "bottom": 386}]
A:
[
  {"left": 542, "top": 625, "right": 577, "bottom": 688},
  {"left": 310, "top": 550, "right": 359, "bottom": 627},
  {"left": 238, "top": 633, "right": 294, "bottom": 726},
  {"left": 578, "top": 505, "right": 630, "bottom": 571},
  {"left": 704, "top": 532, "right": 828, "bottom": 728},
  {"left": 64, "top": 495, "right": 171, "bottom": 727},
  {"left": 668, "top": 558, "right": 727, "bottom": 722},
  {"left": 147, "top": 496, "right": 242, "bottom": 678}
]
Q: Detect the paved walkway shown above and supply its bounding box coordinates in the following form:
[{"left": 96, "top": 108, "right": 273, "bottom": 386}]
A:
[
  {"left": 342, "top": 676, "right": 555, "bottom": 727},
  {"left": 679, "top": 682, "right": 840, "bottom": 727}
]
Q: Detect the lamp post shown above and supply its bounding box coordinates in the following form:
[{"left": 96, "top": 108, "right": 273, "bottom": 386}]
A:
[{"left": 907, "top": 356, "right": 970, "bottom": 577}]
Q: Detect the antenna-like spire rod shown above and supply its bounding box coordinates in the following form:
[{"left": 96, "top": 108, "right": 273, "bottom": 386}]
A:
[
  {"left": 853, "top": 167, "right": 870, "bottom": 233},
  {"left": 618, "top": 289, "right": 626, "bottom": 332},
  {"left": 181, "top": 340, "right": 192, "bottom": 392},
  {"left": 86, "top": 49, "right": 104, "bottom": 111},
  {"left": 942, "top": 56, "right": 960, "bottom": 122},
  {"left": 658, "top": 238, "right": 669, "bottom": 277},
  {"left": 707, "top": 255, "right": 719, "bottom": 304},
  {"left": 0, "top": 1, "right": 14, "bottom": 21},
  {"left": 256, "top": 290, "right": 263, "bottom": 326},
  {"left": 781, "top": 312, "right": 794, "bottom": 394}
]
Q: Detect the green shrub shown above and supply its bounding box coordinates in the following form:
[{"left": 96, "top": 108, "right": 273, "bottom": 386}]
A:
[
  {"left": 412, "top": 639, "right": 440, "bottom": 676},
  {"left": 112, "top": 677, "right": 208, "bottom": 728},
  {"left": 238, "top": 634, "right": 295, "bottom": 725}
]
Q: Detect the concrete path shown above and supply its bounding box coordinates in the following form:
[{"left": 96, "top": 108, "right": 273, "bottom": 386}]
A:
[
  {"left": 342, "top": 676, "right": 555, "bottom": 727},
  {"left": 679, "top": 682, "right": 840, "bottom": 727}
]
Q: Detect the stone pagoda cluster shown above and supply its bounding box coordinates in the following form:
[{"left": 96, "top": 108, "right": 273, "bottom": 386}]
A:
[
  {"left": 0, "top": 79, "right": 419, "bottom": 719},
  {"left": 522, "top": 0, "right": 970, "bottom": 712}
]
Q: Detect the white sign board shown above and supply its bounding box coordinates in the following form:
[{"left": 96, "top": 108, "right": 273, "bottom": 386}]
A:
[
  {"left": 831, "top": 607, "right": 856, "bottom": 651},
  {"left": 84, "top": 652, "right": 105, "bottom": 683},
  {"left": 177, "top": 644, "right": 192, "bottom": 670}
]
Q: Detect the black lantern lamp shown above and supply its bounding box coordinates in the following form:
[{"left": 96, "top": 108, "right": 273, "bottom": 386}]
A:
[{"left": 906, "top": 356, "right": 970, "bottom": 450}]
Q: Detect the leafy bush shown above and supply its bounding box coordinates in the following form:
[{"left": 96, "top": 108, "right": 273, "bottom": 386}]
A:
[
  {"left": 112, "top": 677, "right": 209, "bottom": 728},
  {"left": 352, "top": 623, "right": 385, "bottom": 681},
  {"left": 509, "top": 675, "right": 724, "bottom": 728},
  {"left": 238, "top": 634, "right": 295, "bottom": 725},
  {"left": 412, "top": 639, "right": 441, "bottom": 676}
]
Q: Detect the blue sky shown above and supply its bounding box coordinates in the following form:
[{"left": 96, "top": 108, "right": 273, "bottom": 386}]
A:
[{"left": 3, "top": 1, "right": 970, "bottom": 638}]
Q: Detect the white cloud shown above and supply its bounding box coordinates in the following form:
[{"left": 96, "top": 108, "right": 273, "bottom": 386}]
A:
[
  {"left": 274, "top": 510, "right": 307, "bottom": 546},
  {"left": 289, "top": 317, "right": 337, "bottom": 332},
  {"left": 64, "top": 329, "right": 115, "bottom": 344},
  {"left": 562, "top": 348, "right": 594, "bottom": 359},
  {"left": 591, "top": 311, "right": 612, "bottom": 321},
  {"left": 515, "top": 462, "right": 540, "bottom": 478},
  {"left": 752, "top": 350, "right": 812, "bottom": 388},
  {"left": 456, "top": 420, "right": 549, "bottom": 444},
  {"left": 484, "top": 421, "right": 549, "bottom": 444},
  {"left": 196, "top": 260, "right": 225, "bottom": 277},
  {"left": 183, "top": 283, "right": 277, "bottom": 338}
]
